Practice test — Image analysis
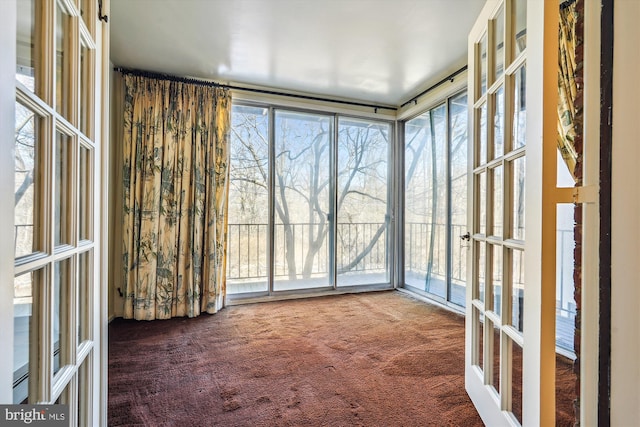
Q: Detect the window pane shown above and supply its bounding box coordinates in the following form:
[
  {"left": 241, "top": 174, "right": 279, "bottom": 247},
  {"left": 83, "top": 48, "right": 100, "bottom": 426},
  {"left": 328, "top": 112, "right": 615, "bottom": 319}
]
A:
[
  {"left": 492, "top": 166, "right": 503, "bottom": 237},
  {"left": 15, "top": 103, "right": 41, "bottom": 258},
  {"left": 56, "top": 4, "right": 71, "bottom": 119},
  {"left": 54, "top": 258, "right": 71, "bottom": 375},
  {"left": 227, "top": 105, "right": 269, "bottom": 294},
  {"left": 13, "top": 271, "right": 38, "bottom": 404},
  {"left": 78, "top": 250, "right": 91, "bottom": 343},
  {"left": 337, "top": 118, "right": 390, "bottom": 287},
  {"left": 493, "top": 5, "right": 505, "bottom": 81},
  {"left": 512, "top": 156, "right": 525, "bottom": 240},
  {"left": 16, "top": 0, "right": 36, "bottom": 91},
  {"left": 55, "top": 131, "right": 72, "bottom": 247},
  {"left": 493, "top": 86, "right": 505, "bottom": 159},
  {"left": 449, "top": 92, "right": 468, "bottom": 307},
  {"left": 512, "top": 66, "right": 527, "bottom": 149},
  {"left": 79, "top": 145, "right": 91, "bottom": 241},
  {"left": 404, "top": 105, "right": 447, "bottom": 298},
  {"left": 273, "top": 111, "right": 331, "bottom": 291},
  {"left": 511, "top": 249, "right": 524, "bottom": 333},
  {"left": 513, "top": 0, "right": 527, "bottom": 58}
]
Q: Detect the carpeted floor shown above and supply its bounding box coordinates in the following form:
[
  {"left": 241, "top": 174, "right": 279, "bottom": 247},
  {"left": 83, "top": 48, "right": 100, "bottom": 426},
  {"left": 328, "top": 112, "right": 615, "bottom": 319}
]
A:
[{"left": 108, "top": 291, "right": 576, "bottom": 426}]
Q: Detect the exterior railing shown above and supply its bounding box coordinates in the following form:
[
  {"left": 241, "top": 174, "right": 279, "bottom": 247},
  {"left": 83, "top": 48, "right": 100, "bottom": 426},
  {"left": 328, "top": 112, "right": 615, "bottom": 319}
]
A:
[
  {"left": 227, "top": 222, "right": 388, "bottom": 280},
  {"left": 226, "top": 222, "right": 576, "bottom": 317}
]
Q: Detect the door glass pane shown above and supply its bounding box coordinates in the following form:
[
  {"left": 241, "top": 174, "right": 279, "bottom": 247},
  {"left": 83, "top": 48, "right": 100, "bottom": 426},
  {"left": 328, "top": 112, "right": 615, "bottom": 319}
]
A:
[
  {"left": 55, "top": 131, "right": 72, "bottom": 247},
  {"left": 513, "top": 66, "right": 527, "bottom": 149},
  {"left": 474, "top": 307, "right": 484, "bottom": 369},
  {"left": 79, "top": 145, "right": 92, "bottom": 241},
  {"left": 449, "top": 92, "right": 468, "bottom": 307},
  {"left": 13, "top": 270, "right": 39, "bottom": 404},
  {"left": 493, "top": 86, "right": 505, "bottom": 159},
  {"left": 15, "top": 102, "right": 41, "bottom": 258},
  {"left": 556, "top": 204, "right": 576, "bottom": 353},
  {"left": 492, "top": 166, "right": 503, "bottom": 237},
  {"left": 273, "top": 111, "right": 331, "bottom": 291},
  {"left": 478, "top": 172, "right": 486, "bottom": 235},
  {"left": 477, "top": 241, "right": 486, "bottom": 303},
  {"left": 512, "top": 156, "right": 525, "bottom": 240},
  {"left": 56, "top": 3, "right": 71, "bottom": 119},
  {"left": 478, "top": 103, "right": 487, "bottom": 166},
  {"left": 80, "top": 0, "right": 91, "bottom": 21},
  {"left": 513, "top": 0, "right": 527, "bottom": 58},
  {"left": 227, "top": 105, "right": 269, "bottom": 294},
  {"left": 78, "top": 360, "right": 90, "bottom": 426},
  {"left": 491, "top": 321, "right": 500, "bottom": 394},
  {"left": 511, "top": 337, "right": 524, "bottom": 424},
  {"left": 493, "top": 5, "right": 505, "bottom": 81},
  {"left": 479, "top": 33, "right": 488, "bottom": 97},
  {"left": 404, "top": 105, "right": 447, "bottom": 298},
  {"left": 511, "top": 249, "right": 525, "bottom": 333},
  {"left": 79, "top": 43, "right": 93, "bottom": 137},
  {"left": 492, "top": 244, "right": 502, "bottom": 316},
  {"left": 16, "top": 0, "right": 36, "bottom": 91},
  {"left": 557, "top": 147, "right": 576, "bottom": 188},
  {"left": 337, "top": 118, "right": 390, "bottom": 287},
  {"left": 54, "top": 259, "right": 70, "bottom": 375},
  {"left": 78, "top": 250, "right": 91, "bottom": 343}
]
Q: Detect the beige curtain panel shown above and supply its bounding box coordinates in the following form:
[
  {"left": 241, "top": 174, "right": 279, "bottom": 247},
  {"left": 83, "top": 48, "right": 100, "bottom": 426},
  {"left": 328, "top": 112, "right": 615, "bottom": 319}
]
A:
[
  {"left": 121, "top": 74, "right": 231, "bottom": 320},
  {"left": 558, "top": 1, "right": 579, "bottom": 181}
]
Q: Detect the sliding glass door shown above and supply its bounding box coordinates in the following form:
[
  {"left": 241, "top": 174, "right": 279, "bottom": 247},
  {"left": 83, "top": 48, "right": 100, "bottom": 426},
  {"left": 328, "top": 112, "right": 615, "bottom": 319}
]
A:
[
  {"left": 404, "top": 92, "right": 468, "bottom": 307},
  {"left": 337, "top": 118, "right": 391, "bottom": 287},
  {"left": 227, "top": 105, "right": 269, "bottom": 294},
  {"left": 273, "top": 111, "right": 333, "bottom": 291},
  {"left": 227, "top": 105, "right": 393, "bottom": 295}
]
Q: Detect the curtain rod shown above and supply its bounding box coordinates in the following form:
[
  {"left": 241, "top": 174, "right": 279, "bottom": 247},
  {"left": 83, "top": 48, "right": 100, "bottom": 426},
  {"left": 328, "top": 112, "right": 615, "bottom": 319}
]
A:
[
  {"left": 400, "top": 65, "right": 468, "bottom": 109},
  {"left": 113, "top": 67, "right": 398, "bottom": 112}
]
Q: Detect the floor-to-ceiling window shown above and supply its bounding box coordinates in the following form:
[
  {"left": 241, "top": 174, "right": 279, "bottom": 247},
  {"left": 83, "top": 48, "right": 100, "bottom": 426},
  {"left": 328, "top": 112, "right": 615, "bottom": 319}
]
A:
[
  {"left": 403, "top": 91, "right": 468, "bottom": 308},
  {"left": 227, "top": 103, "right": 393, "bottom": 296}
]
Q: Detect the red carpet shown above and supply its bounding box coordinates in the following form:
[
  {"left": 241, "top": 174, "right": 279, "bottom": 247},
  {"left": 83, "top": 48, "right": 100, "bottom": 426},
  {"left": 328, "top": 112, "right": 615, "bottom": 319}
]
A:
[{"left": 108, "top": 291, "right": 575, "bottom": 426}]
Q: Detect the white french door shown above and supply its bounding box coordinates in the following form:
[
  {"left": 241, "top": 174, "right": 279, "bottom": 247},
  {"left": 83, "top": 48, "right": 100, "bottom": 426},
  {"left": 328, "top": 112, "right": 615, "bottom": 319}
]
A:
[
  {"left": 465, "top": 0, "right": 528, "bottom": 425},
  {"left": 465, "top": 1, "right": 601, "bottom": 425}
]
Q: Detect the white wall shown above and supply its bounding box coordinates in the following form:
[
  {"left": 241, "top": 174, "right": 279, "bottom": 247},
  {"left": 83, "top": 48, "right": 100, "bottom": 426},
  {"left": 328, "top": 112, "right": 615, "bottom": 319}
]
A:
[
  {"left": 611, "top": 0, "right": 640, "bottom": 423},
  {"left": 0, "top": 0, "right": 16, "bottom": 404}
]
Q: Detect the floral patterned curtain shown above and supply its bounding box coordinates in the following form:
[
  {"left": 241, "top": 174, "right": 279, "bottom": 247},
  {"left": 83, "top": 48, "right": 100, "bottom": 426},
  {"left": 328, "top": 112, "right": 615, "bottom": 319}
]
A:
[
  {"left": 558, "top": 0, "right": 579, "bottom": 181},
  {"left": 121, "top": 74, "right": 231, "bottom": 320}
]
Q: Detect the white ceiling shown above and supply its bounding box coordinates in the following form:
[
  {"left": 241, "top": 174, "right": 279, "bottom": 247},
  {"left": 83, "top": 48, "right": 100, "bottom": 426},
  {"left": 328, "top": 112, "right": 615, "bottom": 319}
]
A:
[{"left": 110, "top": 0, "right": 485, "bottom": 106}]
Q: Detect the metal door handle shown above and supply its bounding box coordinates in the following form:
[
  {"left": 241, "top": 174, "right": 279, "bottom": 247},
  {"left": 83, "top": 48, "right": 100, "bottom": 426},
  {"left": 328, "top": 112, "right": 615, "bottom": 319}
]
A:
[{"left": 460, "top": 232, "right": 471, "bottom": 241}]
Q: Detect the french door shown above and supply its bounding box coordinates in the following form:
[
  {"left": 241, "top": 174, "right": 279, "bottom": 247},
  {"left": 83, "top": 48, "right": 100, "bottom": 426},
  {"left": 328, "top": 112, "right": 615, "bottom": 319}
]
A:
[
  {"left": 466, "top": 0, "right": 528, "bottom": 425},
  {"left": 11, "top": 0, "right": 105, "bottom": 423},
  {"left": 465, "top": 0, "right": 601, "bottom": 425}
]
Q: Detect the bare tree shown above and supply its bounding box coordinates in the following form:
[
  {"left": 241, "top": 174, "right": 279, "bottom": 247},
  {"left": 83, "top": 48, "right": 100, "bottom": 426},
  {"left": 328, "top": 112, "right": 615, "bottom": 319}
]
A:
[{"left": 229, "top": 109, "right": 391, "bottom": 281}]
